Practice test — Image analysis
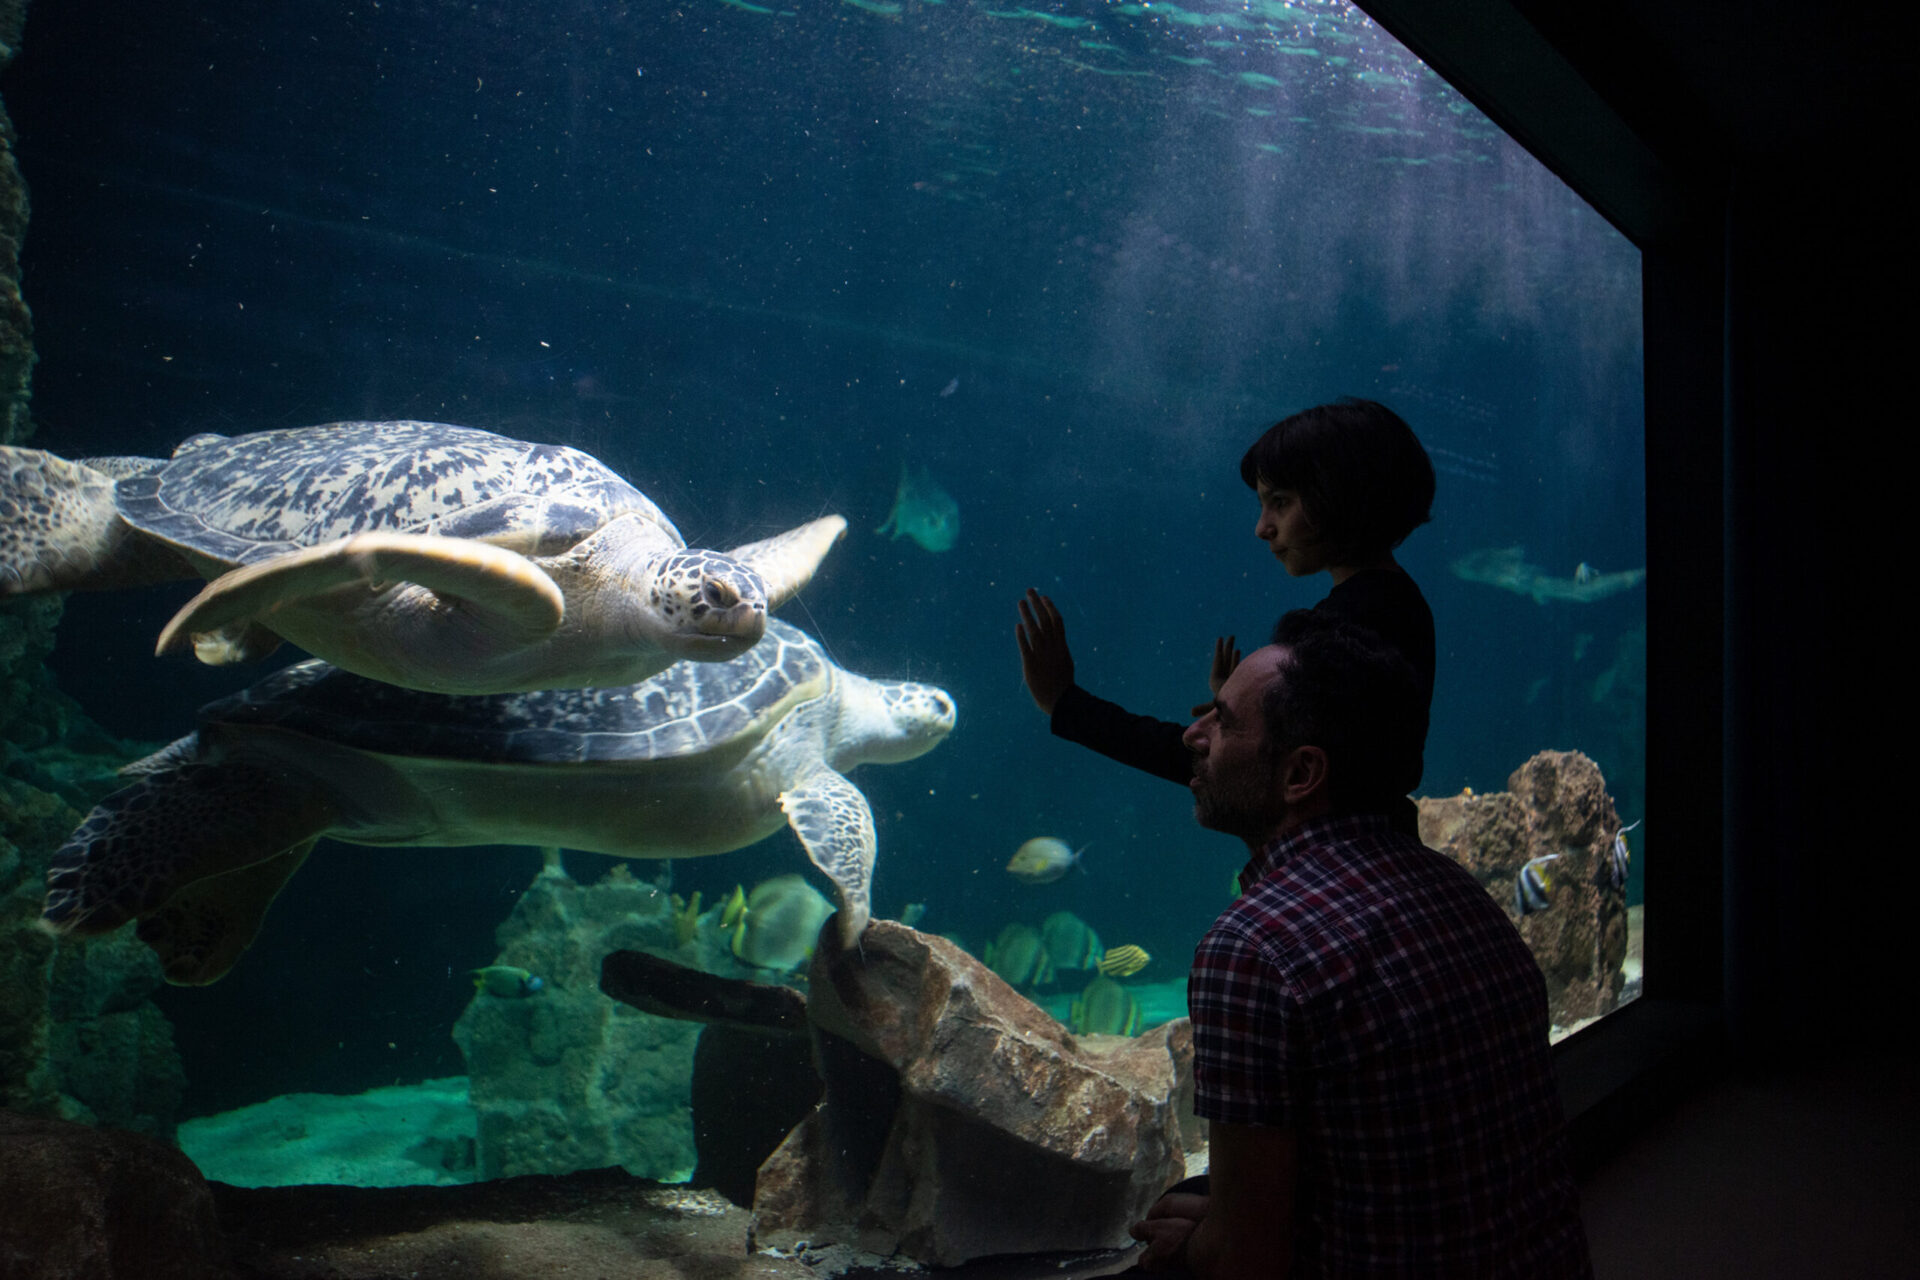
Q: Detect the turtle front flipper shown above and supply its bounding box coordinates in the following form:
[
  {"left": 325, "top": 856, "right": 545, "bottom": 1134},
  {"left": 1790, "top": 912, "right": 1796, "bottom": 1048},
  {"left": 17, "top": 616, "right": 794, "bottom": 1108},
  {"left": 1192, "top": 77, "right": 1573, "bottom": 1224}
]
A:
[
  {"left": 42, "top": 757, "right": 336, "bottom": 938},
  {"left": 779, "top": 764, "right": 873, "bottom": 947},
  {"left": 135, "top": 840, "right": 317, "bottom": 985},
  {"left": 728, "top": 515, "right": 848, "bottom": 610},
  {"left": 0, "top": 446, "right": 192, "bottom": 592},
  {"left": 155, "top": 531, "right": 566, "bottom": 663}
]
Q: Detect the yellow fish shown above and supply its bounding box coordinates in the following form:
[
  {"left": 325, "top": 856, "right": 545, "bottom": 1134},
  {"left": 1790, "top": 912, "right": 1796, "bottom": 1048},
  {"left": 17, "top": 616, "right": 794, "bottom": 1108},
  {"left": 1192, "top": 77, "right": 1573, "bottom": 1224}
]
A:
[
  {"left": 1069, "top": 975, "right": 1142, "bottom": 1037},
  {"left": 730, "top": 874, "right": 834, "bottom": 972},
  {"left": 718, "top": 883, "right": 747, "bottom": 931},
  {"left": 1097, "top": 944, "right": 1150, "bottom": 978},
  {"left": 1005, "top": 837, "right": 1087, "bottom": 885}
]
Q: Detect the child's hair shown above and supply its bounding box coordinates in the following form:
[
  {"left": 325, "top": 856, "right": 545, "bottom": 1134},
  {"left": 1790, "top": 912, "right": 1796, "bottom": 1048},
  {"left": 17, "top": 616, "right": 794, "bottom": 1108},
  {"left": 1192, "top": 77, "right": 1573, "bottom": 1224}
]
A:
[{"left": 1238, "top": 398, "right": 1435, "bottom": 563}]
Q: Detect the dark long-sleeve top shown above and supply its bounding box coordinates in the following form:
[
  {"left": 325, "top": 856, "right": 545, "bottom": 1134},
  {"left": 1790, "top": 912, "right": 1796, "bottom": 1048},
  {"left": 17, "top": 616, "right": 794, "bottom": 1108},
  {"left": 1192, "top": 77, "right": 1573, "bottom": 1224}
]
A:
[{"left": 1049, "top": 567, "right": 1436, "bottom": 786}]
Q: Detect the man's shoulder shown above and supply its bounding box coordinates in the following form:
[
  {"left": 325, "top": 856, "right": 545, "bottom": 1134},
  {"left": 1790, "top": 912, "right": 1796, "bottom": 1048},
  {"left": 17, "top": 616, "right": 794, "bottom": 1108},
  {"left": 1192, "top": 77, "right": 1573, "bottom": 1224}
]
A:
[{"left": 1226, "top": 823, "right": 1533, "bottom": 985}]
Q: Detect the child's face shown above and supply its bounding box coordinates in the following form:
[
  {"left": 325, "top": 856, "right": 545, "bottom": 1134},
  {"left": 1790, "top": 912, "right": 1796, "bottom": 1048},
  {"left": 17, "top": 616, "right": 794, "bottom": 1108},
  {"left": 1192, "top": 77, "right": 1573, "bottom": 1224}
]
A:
[{"left": 1254, "top": 478, "right": 1327, "bottom": 576}]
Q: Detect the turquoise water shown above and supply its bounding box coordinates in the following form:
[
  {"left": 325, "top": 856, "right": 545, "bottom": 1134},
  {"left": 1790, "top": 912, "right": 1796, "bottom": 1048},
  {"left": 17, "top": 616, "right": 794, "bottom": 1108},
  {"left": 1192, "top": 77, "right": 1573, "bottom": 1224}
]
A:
[{"left": 8, "top": 0, "right": 1642, "bottom": 1127}]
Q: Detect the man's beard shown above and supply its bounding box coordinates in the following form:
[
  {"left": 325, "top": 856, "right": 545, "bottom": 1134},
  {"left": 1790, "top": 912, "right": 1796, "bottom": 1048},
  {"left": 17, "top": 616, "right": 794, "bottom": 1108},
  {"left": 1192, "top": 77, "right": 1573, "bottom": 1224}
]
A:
[{"left": 1193, "top": 765, "right": 1283, "bottom": 841}]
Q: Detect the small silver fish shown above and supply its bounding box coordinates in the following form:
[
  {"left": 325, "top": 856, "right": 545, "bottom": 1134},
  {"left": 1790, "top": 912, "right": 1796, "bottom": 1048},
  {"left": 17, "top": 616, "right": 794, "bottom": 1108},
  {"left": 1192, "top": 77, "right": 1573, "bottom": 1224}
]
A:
[
  {"left": 1610, "top": 820, "right": 1640, "bottom": 892},
  {"left": 1513, "top": 854, "right": 1562, "bottom": 916}
]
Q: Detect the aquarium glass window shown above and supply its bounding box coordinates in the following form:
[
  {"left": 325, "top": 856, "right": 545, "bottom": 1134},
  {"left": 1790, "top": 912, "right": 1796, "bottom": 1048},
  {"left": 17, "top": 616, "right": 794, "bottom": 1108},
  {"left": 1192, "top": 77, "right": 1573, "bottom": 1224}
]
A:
[{"left": 3, "top": 0, "right": 1642, "bottom": 1204}]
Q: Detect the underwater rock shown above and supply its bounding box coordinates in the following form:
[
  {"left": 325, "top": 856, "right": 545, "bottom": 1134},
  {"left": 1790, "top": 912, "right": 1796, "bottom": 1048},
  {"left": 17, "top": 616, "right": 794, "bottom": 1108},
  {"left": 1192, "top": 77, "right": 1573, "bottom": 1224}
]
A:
[
  {"left": 751, "top": 919, "right": 1191, "bottom": 1266},
  {"left": 1418, "top": 749, "right": 1630, "bottom": 1027},
  {"left": 2, "top": 769, "right": 185, "bottom": 1138},
  {"left": 451, "top": 861, "right": 700, "bottom": 1182},
  {"left": 600, "top": 947, "right": 809, "bottom": 1034},
  {"left": 0, "top": 1109, "right": 231, "bottom": 1280}
]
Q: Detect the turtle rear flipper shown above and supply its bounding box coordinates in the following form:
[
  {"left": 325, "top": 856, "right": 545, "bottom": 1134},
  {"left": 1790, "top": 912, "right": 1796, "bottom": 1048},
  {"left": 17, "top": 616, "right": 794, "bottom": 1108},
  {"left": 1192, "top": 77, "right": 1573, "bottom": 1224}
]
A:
[
  {"left": 137, "top": 840, "right": 316, "bottom": 985},
  {"left": 42, "top": 759, "right": 336, "bottom": 937},
  {"left": 155, "top": 531, "right": 566, "bottom": 662},
  {"left": 0, "top": 446, "right": 193, "bottom": 592},
  {"left": 780, "top": 764, "right": 874, "bottom": 947},
  {"left": 729, "top": 514, "right": 847, "bottom": 610}
]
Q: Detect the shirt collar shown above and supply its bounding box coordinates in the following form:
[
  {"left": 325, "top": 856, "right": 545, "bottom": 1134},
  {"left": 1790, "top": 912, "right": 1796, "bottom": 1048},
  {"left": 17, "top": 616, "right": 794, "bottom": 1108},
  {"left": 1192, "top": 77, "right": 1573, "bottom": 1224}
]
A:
[{"left": 1237, "top": 812, "right": 1396, "bottom": 893}]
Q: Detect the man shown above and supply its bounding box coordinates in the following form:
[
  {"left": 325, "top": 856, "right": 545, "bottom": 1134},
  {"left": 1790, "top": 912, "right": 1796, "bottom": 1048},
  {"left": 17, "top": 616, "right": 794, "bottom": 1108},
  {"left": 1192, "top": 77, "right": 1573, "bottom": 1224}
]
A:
[{"left": 1132, "top": 611, "right": 1590, "bottom": 1278}]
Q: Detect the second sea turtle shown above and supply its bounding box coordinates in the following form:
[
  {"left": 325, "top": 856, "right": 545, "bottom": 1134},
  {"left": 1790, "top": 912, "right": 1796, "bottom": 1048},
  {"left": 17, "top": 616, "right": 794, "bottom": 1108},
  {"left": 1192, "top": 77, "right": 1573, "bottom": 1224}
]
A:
[{"left": 41, "top": 619, "right": 956, "bottom": 985}]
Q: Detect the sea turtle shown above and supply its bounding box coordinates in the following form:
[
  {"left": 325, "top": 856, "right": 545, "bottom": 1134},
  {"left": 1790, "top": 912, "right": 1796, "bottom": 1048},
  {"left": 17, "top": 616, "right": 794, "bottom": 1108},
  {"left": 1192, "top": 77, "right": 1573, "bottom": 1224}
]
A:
[
  {"left": 0, "top": 421, "right": 846, "bottom": 693},
  {"left": 41, "top": 619, "right": 956, "bottom": 985}
]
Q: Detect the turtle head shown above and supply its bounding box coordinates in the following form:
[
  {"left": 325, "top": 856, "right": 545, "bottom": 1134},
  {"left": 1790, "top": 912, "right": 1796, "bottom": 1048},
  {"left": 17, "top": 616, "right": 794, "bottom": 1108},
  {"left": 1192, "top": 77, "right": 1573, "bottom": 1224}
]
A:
[
  {"left": 636, "top": 549, "right": 769, "bottom": 661},
  {"left": 838, "top": 677, "right": 957, "bottom": 766}
]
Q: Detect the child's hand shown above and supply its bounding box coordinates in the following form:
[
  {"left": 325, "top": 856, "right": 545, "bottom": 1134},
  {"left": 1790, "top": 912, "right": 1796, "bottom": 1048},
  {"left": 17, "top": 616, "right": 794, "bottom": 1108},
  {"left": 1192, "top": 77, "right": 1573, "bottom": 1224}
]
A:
[
  {"left": 1015, "top": 589, "right": 1075, "bottom": 715},
  {"left": 1191, "top": 636, "right": 1241, "bottom": 716}
]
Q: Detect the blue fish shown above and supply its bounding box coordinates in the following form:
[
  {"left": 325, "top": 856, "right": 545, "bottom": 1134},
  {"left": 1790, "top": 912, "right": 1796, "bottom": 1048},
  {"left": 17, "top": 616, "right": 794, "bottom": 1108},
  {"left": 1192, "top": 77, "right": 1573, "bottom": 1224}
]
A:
[{"left": 1513, "top": 854, "right": 1562, "bottom": 916}]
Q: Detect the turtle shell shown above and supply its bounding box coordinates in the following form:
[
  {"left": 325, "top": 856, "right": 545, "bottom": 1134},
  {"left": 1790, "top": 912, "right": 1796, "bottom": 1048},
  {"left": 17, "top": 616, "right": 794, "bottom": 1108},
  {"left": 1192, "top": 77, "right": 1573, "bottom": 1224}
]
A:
[
  {"left": 114, "top": 420, "right": 678, "bottom": 567},
  {"left": 201, "top": 619, "right": 831, "bottom": 765}
]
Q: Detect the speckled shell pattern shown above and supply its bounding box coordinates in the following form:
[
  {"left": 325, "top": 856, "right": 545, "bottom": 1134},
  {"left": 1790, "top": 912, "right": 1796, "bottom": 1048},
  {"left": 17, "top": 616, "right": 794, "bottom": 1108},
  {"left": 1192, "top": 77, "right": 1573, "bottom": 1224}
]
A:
[
  {"left": 201, "top": 618, "right": 832, "bottom": 765},
  {"left": 115, "top": 420, "right": 680, "bottom": 566}
]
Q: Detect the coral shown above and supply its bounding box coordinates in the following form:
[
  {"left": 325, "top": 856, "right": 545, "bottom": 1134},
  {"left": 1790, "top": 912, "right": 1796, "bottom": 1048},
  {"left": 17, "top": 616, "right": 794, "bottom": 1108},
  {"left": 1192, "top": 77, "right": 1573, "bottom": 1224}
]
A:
[
  {"left": 451, "top": 860, "right": 701, "bottom": 1181},
  {"left": 1418, "top": 749, "right": 1631, "bottom": 1029}
]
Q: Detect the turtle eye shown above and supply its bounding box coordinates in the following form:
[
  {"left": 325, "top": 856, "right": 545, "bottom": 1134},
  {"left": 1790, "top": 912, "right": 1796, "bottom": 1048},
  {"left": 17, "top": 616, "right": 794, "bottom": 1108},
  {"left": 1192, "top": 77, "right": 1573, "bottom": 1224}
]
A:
[{"left": 702, "top": 579, "right": 741, "bottom": 609}]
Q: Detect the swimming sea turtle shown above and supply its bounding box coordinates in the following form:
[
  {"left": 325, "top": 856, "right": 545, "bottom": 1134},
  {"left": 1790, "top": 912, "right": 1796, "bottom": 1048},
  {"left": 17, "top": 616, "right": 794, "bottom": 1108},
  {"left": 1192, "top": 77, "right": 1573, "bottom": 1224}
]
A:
[
  {"left": 0, "top": 421, "right": 846, "bottom": 693},
  {"left": 41, "top": 619, "right": 956, "bottom": 985}
]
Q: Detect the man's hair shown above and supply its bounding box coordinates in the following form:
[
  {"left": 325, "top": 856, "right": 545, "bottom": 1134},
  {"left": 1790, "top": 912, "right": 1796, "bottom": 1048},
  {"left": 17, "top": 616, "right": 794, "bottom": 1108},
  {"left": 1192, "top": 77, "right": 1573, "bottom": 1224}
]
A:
[
  {"left": 1238, "top": 398, "right": 1436, "bottom": 563},
  {"left": 1262, "top": 610, "right": 1426, "bottom": 813}
]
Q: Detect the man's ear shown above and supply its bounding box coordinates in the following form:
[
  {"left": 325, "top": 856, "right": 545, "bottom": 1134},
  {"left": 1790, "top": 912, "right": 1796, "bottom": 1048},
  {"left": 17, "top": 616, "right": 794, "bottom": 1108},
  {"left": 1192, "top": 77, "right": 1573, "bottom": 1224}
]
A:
[{"left": 1279, "top": 744, "right": 1329, "bottom": 806}]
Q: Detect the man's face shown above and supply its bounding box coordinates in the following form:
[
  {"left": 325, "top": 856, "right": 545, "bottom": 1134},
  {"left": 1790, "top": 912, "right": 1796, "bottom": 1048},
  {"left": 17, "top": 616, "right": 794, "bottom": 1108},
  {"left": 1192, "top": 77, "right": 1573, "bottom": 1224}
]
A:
[{"left": 1184, "top": 646, "right": 1290, "bottom": 839}]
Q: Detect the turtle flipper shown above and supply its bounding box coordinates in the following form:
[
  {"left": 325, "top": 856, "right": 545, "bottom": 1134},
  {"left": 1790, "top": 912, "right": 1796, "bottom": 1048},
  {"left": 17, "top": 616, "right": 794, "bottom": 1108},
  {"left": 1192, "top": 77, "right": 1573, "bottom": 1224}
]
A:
[
  {"left": 729, "top": 515, "right": 847, "bottom": 611},
  {"left": 42, "top": 756, "right": 336, "bottom": 937},
  {"left": 0, "top": 446, "right": 192, "bottom": 592},
  {"left": 155, "top": 531, "right": 566, "bottom": 661},
  {"left": 136, "top": 840, "right": 317, "bottom": 985},
  {"left": 779, "top": 764, "right": 873, "bottom": 946}
]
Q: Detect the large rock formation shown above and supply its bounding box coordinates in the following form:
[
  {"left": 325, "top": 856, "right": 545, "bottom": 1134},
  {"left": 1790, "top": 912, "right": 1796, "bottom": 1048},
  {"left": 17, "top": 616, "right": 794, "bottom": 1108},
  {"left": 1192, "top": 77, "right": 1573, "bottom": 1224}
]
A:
[
  {"left": 750, "top": 920, "right": 1193, "bottom": 1267},
  {"left": 451, "top": 860, "right": 702, "bottom": 1181},
  {"left": 0, "top": 1109, "right": 232, "bottom": 1280},
  {"left": 1418, "top": 749, "right": 1630, "bottom": 1027},
  {"left": 0, "top": 0, "right": 186, "bottom": 1139},
  {"left": 1, "top": 0, "right": 34, "bottom": 449}
]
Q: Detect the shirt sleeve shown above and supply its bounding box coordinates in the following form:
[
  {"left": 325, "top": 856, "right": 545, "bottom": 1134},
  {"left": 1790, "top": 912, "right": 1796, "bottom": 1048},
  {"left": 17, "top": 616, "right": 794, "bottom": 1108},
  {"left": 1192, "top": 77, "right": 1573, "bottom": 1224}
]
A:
[
  {"left": 1188, "top": 918, "right": 1299, "bottom": 1127},
  {"left": 1048, "top": 683, "right": 1192, "bottom": 784}
]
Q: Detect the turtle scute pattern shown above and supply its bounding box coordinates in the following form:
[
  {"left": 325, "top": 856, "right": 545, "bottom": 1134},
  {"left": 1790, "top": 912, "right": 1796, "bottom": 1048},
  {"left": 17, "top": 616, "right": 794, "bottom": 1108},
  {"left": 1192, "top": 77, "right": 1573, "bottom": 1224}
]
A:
[
  {"left": 200, "top": 623, "right": 828, "bottom": 765},
  {"left": 119, "top": 421, "right": 668, "bottom": 563}
]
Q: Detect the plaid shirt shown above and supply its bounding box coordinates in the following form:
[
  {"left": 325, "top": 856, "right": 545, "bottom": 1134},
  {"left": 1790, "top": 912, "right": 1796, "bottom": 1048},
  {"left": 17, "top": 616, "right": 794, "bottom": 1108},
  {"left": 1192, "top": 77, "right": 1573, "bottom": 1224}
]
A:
[{"left": 1190, "top": 814, "right": 1591, "bottom": 1277}]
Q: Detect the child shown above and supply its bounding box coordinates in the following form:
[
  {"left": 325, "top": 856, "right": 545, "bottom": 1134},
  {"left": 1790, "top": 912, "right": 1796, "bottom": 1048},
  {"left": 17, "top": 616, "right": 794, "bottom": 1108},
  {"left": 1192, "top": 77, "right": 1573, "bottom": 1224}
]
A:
[{"left": 1016, "top": 397, "right": 1436, "bottom": 789}]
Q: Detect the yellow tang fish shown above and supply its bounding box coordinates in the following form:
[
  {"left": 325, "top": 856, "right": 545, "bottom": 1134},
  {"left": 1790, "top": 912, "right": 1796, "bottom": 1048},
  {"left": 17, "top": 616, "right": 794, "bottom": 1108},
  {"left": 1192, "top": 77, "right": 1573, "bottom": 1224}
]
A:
[
  {"left": 1005, "top": 837, "right": 1088, "bottom": 885},
  {"left": 1097, "top": 944, "right": 1150, "bottom": 978}
]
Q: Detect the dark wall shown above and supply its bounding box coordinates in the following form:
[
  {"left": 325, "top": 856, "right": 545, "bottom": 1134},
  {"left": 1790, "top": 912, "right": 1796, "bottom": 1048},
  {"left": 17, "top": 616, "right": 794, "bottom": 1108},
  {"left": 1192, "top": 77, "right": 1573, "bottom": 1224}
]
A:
[{"left": 1357, "top": 0, "right": 1901, "bottom": 1062}]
